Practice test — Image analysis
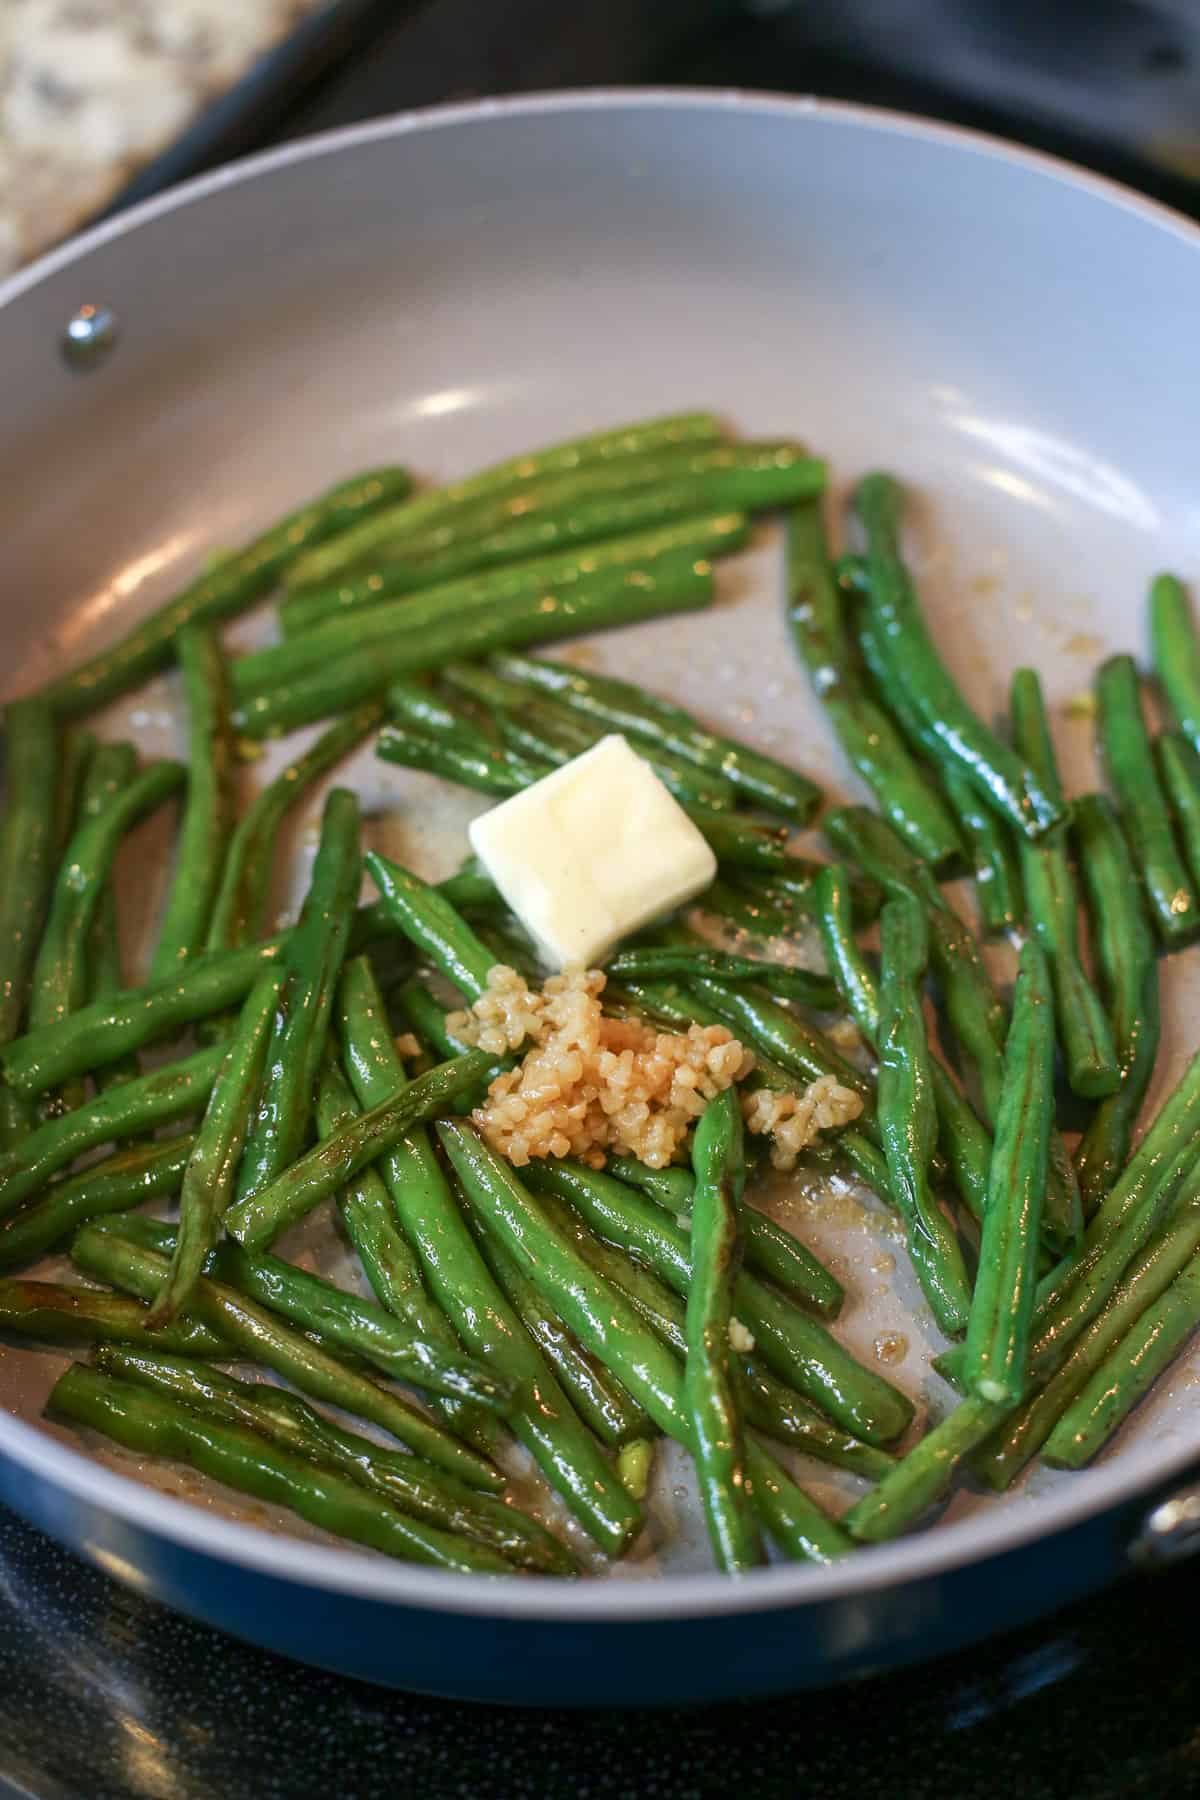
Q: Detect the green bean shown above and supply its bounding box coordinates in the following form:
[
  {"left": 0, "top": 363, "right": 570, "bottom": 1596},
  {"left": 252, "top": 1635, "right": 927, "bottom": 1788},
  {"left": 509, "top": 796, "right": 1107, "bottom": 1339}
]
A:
[
  {"left": 2, "top": 939, "right": 287, "bottom": 1097},
  {"left": 86, "top": 784, "right": 145, "bottom": 1100},
  {"left": 490, "top": 651, "right": 821, "bottom": 823},
  {"left": 1010, "top": 669, "right": 1119, "bottom": 1098},
  {"left": 285, "top": 412, "right": 725, "bottom": 589},
  {"left": 436, "top": 859, "right": 503, "bottom": 914},
  {"left": 313, "top": 1047, "right": 498, "bottom": 1455},
  {"left": 70, "top": 1221, "right": 500, "bottom": 1489},
  {"left": 1096, "top": 653, "right": 1198, "bottom": 946},
  {"left": 745, "top": 1439, "right": 855, "bottom": 1563},
  {"left": 208, "top": 702, "right": 383, "bottom": 952},
  {"left": 745, "top": 862, "right": 884, "bottom": 923},
  {"left": 468, "top": 921, "right": 541, "bottom": 990},
  {"left": 1157, "top": 731, "right": 1200, "bottom": 894},
  {"left": 855, "top": 534, "right": 991, "bottom": 765},
  {"left": 0, "top": 1136, "right": 193, "bottom": 1272},
  {"left": 854, "top": 473, "right": 1063, "bottom": 838},
  {"left": 48, "top": 1364, "right": 509, "bottom": 1575},
  {"left": 459, "top": 1197, "right": 651, "bottom": 1448},
  {"left": 964, "top": 940, "right": 1054, "bottom": 1403},
  {"left": 683, "top": 1090, "right": 764, "bottom": 1569},
  {"left": 732, "top": 1356, "right": 896, "bottom": 1480},
  {"left": 496, "top": 799, "right": 796, "bottom": 886},
  {"left": 877, "top": 895, "right": 973, "bottom": 1335},
  {"left": 941, "top": 763, "right": 1023, "bottom": 935},
  {"left": 1, "top": 897, "right": 419, "bottom": 1111},
  {"left": 811, "top": 863, "right": 991, "bottom": 1227},
  {"left": 538, "top": 1182, "right": 695, "bottom": 1352},
  {"left": 604, "top": 947, "right": 837, "bottom": 1011},
  {"left": 396, "top": 979, "right": 476, "bottom": 1059},
  {"left": 539, "top": 1179, "right": 886, "bottom": 1476},
  {"left": 1072, "top": 794, "right": 1160, "bottom": 1212},
  {"left": 823, "top": 806, "right": 1081, "bottom": 1252},
  {"left": 491, "top": 699, "right": 592, "bottom": 772},
  {"left": 672, "top": 820, "right": 813, "bottom": 889},
  {"left": 280, "top": 508, "right": 749, "bottom": 640},
  {"left": 313, "top": 1050, "right": 437, "bottom": 1330},
  {"left": 149, "top": 971, "right": 283, "bottom": 1325},
  {"left": 280, "top": 454, "right": 803, "bottom": 643},
  {"left": 554, "top": 1173, "right": 892, "bottom": 1483},
  {"left": 441, "top": 1124, "right": 849, "bottom": 1563},
  {"left": 224, "top": 1041, "right": 493, "bottom": 1251},
  {"left": 522, "top": 1157, "right": 912, "bottom": 1445},
  {"left": 0, "top": 699, "right": 59, "bottom": 1046},
  {"left": 235, "top": 557, "right": 714, "bottom": 738},
  {"left": 30, "top": 759, "right": 184, "bottom": 1032},
  {"left": 96, "top": 1348, "right": 571, "bottom": 1575},
  {"left": 858, "top": 603, "right": 1021, "bottom": 926},
  {"left": 970, "top": 1176, "right": 1200, "bottom": 1489},
  {"left": 610, "top": 1151, "right": 843, "bottom": 1316},
  {"left": 687, "top": 968, "right": 890, "bottom": 1175},
  {"left": 1043, "top": 1252, "right": 1200, "bottom": 1467},
  {"left": 377, "top": 724, "right": 549, "bottom": 797},
  {"left": 0, "top": 1042, "right": 223, "bottom": 1218},
  {"left": 692, "top": 820, "right": 806, "bottom": 875},
  {"left": 843, "top": 1396, "right": 1007, "bottom": 1542},
  {"left": 51, "top": 729, "right": 96, "bottom": 862},
  {"left": 101, "top": 1211, "right": 512, "bottom": 1415},
  {"left": 75, "top": 738, "right": 137, "bottom": 822},
  {"left": 337, "top": 959, "right": 641, "bottom": 1552},
  {"left": 459, "top": 666, "right": 743, "bottom": 815},
  {"left": 604, "top": 1156, "right": 696, "bottom": 1212},
  {"left": 450, "top": 672, "right": 744, "bottom": 817},
  {"left": 0, "top": 1277, "right": 223, "bottom": 1352},
  {"left": 614, "top": 970, "right": 892, "bottom": 1206},
  {"left": 786, "top": 499, "right": 961, "bottom": 864},
  {"left": 688, "top": 975, "right": 872, "bottom": 1109},
  {"left": 617, "top": 1440, "right": 654, "bottom": 1500},
  {"left": 38, "top": 468, "right": 411, "bottom": 718},
  {"left": 825, "top": 807, "right": 1004, "bottom": 1100},
  {"left": 235, "top": 788, "right": 361, "bottom": 1202},
  {"left": 438, "top": 658, "right": 546, "bottom": 717},
  {"left": 45, "top": 740, "right": 139, "bottom": 1114},
  {"left": 811, "top": 865, "right": 882, "bottom": 1043},
  {"left": 1150, "top": 572, "right": 1200, "bottom": 755},
  {"left": 291, "top": 441, "right": 811, "bottom": 599},
  {"left": 150, "top": 627, "right": 234, "bottom": 978},
  {"left": 834, "top": 553, "right": 868, "bottom": 593},
  {"left": 365, "top": 851, "right": 496, "bottom": 1002},
  {"left": 1031, "top": 1048, "right": 1200, "bottom": 1360},
  {"left": 385, "top": 679, "right": 483, "bottom": 741},
  {"left": 694, "top": 879, "right": 798, "bottom": 938}
]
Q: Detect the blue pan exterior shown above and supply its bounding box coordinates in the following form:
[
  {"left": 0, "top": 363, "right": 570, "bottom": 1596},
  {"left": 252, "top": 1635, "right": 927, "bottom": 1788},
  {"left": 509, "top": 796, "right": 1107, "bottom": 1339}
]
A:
[{"left": 0, "top": 1445, "right": 1155, "bottom": 1704}]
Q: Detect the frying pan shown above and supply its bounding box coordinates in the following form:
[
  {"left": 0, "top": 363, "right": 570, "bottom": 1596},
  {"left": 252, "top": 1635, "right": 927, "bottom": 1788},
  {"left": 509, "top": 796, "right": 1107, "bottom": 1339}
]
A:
[{"left": 0, "top": 91, "right": 1198, "bottom": 1707}]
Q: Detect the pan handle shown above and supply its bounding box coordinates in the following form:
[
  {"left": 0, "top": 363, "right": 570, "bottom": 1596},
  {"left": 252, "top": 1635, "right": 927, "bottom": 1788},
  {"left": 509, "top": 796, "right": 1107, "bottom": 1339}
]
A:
[{"left": 1128, "top": 1467, "right": 1200, "bottom": 1566}]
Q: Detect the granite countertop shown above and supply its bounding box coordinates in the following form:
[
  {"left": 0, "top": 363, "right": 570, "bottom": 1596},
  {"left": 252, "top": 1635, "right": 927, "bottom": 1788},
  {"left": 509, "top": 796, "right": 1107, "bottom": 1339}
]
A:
[{"left": 0, "top": 0, "right": 325, "bottom": 276}]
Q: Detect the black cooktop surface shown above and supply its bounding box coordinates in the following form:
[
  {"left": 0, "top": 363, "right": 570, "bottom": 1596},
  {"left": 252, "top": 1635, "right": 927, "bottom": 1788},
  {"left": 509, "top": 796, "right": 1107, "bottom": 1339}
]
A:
[{"left": 2, "top": 1505, "right": 1199, "bottom": 1800}]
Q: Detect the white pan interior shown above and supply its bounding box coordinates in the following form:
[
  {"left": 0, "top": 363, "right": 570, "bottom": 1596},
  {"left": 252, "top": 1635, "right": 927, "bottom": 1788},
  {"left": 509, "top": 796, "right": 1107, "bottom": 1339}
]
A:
[{"left": 0, "top": 91, "right": 1198, "bottom": 1621}]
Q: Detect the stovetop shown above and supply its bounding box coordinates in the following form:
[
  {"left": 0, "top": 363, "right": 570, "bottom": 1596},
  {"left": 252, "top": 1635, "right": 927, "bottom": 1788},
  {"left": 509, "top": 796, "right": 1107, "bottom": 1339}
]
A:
[
  {"left": 1, "top": 1503, "right": 1197, "bottom": 1799},
  {"left": 4, "top": 4, "right": 1200, "bottom": 1794}
]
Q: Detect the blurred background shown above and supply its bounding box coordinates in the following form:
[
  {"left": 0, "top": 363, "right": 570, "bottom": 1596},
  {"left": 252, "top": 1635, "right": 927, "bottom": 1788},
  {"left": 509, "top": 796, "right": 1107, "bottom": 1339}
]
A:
[{"left": 2, "top": 0, "right": 1199, "bottom": 277}]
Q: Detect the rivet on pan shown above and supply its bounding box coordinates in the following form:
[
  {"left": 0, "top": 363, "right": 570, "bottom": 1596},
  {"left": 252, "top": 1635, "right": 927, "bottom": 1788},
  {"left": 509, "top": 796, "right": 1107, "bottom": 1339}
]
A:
[{"left": 61, "top": 304, "right": 120, "bottom": 371}]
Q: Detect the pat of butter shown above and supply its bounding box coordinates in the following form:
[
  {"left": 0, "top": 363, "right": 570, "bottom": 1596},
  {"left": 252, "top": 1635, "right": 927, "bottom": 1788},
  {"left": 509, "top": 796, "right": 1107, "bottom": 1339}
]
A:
[{"left": 468, "top": 734, "right": 717, "bottom": 970}]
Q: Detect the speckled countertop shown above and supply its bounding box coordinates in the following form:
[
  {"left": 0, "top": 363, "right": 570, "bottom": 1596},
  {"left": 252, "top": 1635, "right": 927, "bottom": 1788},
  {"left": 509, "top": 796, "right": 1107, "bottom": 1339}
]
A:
[{"left": 0, "top": 0, "right": 325, "bottom": 275}]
